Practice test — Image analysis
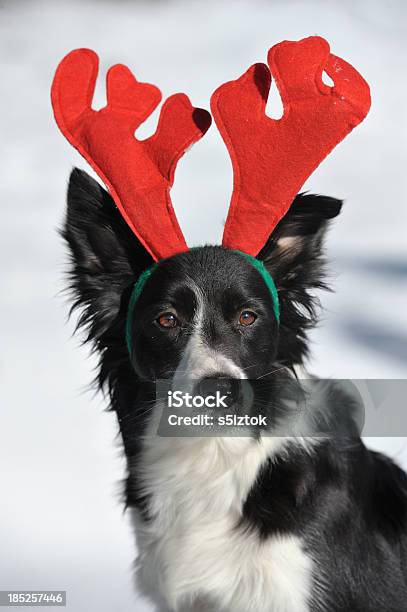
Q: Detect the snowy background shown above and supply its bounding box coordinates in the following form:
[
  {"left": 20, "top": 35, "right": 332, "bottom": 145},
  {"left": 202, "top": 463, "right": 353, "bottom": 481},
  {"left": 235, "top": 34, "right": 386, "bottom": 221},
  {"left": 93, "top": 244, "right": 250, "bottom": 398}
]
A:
[{"left": 1, "top": 0, "right": 406, "bottom": 610}]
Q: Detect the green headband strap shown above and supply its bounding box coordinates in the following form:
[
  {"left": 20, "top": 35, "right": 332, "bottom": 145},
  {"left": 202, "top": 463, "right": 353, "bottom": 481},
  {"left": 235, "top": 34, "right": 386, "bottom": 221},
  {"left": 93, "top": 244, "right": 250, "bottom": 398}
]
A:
[
  {"left": 233, "top": 251, "right": 280, "bottom": 322},
  {"left": 125, "top": 263, "right": 158, "bottom": 355},
  {"left": 126, "top": 251, "right": 279, "bottom": 356}
]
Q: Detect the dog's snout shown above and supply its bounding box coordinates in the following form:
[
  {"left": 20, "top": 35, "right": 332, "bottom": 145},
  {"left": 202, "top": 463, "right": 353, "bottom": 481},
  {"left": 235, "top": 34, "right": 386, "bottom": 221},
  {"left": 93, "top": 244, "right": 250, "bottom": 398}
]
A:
[{"left": 194, "top": 375, "right": 241, "bottom": 408}]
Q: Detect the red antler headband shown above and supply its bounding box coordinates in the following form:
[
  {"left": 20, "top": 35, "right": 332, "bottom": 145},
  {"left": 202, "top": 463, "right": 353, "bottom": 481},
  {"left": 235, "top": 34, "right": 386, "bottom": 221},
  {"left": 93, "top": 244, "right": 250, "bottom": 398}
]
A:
[
  {"left": 51, "top": 37, "right": 371, "bottom": 261},
  {"left": 51, "top": 48, "right": 211, "bottom": 261},
  {"left": 212, "top": 36, "right": 371, "bottom": 255}
]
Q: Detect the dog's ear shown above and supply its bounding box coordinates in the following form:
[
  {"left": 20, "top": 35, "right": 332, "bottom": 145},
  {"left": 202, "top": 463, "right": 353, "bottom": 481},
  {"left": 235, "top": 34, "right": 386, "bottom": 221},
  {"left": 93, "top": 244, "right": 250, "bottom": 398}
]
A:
[
  {"left": 258, "top": 193, "right": 342, "bottom": 365},
  {"left": 62, "top": 168, "right": 153, "bottom": 343}
]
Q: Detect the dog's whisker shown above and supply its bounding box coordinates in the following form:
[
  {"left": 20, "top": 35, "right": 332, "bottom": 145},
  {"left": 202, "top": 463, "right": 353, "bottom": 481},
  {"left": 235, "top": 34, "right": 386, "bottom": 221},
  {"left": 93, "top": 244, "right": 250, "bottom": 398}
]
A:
[{"left": 256, "top": 366, "right": 287, "bottom": 380}]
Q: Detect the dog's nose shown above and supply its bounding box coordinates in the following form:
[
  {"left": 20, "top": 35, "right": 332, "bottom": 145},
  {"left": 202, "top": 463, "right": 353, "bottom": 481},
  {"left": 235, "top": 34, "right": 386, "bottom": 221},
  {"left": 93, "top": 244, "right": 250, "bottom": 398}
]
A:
[{"left": 194, "top": 375, "right": 241, "bottom": 408}]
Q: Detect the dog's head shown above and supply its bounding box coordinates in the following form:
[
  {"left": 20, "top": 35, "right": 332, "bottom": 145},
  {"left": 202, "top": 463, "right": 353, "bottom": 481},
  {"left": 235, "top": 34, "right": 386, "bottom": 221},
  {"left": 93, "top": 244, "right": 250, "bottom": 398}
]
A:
[
  {"left": 63, "top": 169, "right": 341, "bottom": 412},
  {"left": 127, "top": 245, "right": 279, "bottom": 382}
]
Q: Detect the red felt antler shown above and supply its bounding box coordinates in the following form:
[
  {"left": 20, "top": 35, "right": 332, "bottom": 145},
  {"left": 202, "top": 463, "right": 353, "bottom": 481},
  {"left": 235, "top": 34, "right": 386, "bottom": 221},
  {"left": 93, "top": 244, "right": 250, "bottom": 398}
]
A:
[
  {"left": 211, "top": 36, "right": 371, "bottom": 255},
  {"left": 51, "top": 49, "right": 211, "bottom": 261}
]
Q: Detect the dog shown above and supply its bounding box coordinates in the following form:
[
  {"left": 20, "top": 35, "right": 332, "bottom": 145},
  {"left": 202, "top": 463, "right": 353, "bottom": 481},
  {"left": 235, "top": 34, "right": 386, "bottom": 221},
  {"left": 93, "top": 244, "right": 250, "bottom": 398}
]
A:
[{"left": 62, "top": 167, "right": 407, "bottom": 612}]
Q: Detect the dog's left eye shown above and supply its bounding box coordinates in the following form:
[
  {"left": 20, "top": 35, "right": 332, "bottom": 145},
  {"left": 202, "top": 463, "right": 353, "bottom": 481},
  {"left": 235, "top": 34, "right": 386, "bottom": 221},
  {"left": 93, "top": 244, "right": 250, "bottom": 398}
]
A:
[
  {"left": 239, "top": 310, "right": 257, "bottom": 326},
  {"left": 157, "top": 312, "right": 179, "bottom": 329}
]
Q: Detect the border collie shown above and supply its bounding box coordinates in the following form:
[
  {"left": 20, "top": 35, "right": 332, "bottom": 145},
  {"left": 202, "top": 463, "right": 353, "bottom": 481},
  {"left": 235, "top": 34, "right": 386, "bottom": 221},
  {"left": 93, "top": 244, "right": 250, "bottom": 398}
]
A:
[{"left": 63, "top": 168, "right": 407, "bottom": 612}]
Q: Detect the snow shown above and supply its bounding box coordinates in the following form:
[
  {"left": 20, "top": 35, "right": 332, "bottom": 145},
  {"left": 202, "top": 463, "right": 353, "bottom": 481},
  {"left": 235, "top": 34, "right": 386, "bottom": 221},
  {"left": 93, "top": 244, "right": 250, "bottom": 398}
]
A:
[{"left": 1, "top": 0, "right": 406, "bottom": 610}]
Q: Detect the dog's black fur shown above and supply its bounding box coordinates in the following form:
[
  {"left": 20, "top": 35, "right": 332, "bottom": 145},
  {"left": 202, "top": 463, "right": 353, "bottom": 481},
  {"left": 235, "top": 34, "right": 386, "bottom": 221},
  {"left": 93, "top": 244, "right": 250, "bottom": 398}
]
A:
[{"left": 63, "top": 168, "right": 407, "bottom": 611}]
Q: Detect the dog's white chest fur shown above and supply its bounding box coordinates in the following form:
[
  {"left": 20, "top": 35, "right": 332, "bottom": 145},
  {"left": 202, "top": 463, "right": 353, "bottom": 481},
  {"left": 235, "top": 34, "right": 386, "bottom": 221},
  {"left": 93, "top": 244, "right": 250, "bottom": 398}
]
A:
[{"left": 133, "top": 435, "right": 314, "bottom": 612}]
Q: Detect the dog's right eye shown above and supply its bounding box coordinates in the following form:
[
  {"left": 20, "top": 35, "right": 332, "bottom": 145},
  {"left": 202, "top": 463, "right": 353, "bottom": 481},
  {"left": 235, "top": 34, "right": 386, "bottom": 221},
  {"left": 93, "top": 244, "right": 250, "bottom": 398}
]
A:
[{"left": 157, "top": 312, "right": 179, "bottom": 329}]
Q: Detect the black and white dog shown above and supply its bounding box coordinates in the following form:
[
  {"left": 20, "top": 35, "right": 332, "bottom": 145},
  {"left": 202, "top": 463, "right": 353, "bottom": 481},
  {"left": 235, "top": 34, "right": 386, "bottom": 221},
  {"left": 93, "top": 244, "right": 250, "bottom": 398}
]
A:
[{"left": 63, "top": 168, "right": 407, "bottom": 612}]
